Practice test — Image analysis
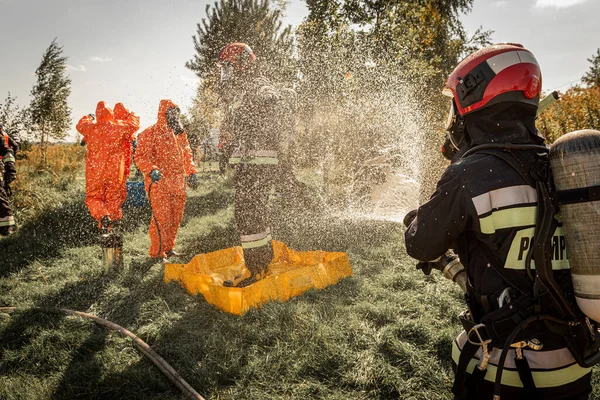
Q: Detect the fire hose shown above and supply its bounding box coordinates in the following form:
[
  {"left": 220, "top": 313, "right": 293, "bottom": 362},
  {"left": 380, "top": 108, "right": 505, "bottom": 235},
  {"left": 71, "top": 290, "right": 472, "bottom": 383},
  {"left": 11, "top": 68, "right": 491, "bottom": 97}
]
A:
[{"left": 0, "top": 306, "right": 205, "bottom": 400}]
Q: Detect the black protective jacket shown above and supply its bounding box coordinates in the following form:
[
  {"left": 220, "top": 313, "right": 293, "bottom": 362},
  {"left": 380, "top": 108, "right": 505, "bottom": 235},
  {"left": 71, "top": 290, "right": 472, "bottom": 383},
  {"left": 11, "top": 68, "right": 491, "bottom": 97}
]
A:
[
  {"left": 227, "top": 76, "right": 282, "bottom": 164},
  {"left": 0, "top": 134, "right": 16, "bottom": 180},
  {"left": 7, "top": 135, "right": 19, "bottom": 155},
  {"left": 405, "top": 104, "right": 592, "bottom": 399},
  {"left": 0, "top": 134, "right": 15, "bottom": 159}
]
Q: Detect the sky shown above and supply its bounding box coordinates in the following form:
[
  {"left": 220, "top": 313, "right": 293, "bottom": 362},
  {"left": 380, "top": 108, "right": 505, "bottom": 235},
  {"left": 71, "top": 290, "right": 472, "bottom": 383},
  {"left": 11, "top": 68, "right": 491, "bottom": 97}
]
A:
[{"left": 0, "top": 0, "right": 598, "bottom": 142}]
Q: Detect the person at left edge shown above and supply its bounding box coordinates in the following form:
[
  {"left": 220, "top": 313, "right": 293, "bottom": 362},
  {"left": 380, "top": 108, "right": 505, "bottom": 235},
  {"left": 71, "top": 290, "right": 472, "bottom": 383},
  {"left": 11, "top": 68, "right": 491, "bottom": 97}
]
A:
[
  {"left": 0, "top": 124, "right": 17, "bottom": 236},
  {"left": 134, "top": 100, "right": 198, "bottom": 263},
  {"left": 76, "top": 101, "right": 140, "bottom": 231}
]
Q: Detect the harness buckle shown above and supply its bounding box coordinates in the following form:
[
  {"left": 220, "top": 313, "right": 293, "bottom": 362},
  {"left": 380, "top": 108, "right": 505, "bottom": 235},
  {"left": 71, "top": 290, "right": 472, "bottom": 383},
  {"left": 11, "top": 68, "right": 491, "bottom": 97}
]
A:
[
  {"left": 467, "top": 323, "right": 492, "bottom": 370},
  {"left": 527, "top": 338, "right": 543, "bottom": 351},
  {"left": 511, "top": 338, "right": 543, "bottom": 359},
  {"left": 467, "top": 323, "right": 491, "bottom": 346}
]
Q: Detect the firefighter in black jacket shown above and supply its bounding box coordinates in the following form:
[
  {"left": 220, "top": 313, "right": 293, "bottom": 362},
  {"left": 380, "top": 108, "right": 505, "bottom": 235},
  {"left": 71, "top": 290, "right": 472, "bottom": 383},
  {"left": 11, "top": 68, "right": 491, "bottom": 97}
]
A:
[
  {"left": 0, "top": 124, "right": 18, "bottom": 236},
  {"left": 405, "top": 44, "right": 592, "bottom": 399},
  {"left": 217, "top": 43, "right": 284, "bottom": 287}
]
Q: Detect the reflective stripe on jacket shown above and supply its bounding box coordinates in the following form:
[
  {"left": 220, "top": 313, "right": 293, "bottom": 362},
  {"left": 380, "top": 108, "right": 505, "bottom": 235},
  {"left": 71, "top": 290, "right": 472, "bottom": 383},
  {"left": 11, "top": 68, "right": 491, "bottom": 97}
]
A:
[
  {"left": 240, "top": 228, "right": 272, "bottom": 249},
  {"left": 229, "top": 150, "right": 278, "bottom": 165},
  {"left": 452, "top": 331, "right": 591, "bottom": 391},
  {"left": 0, "top": 215, "right": 15, "bottom": 227}
]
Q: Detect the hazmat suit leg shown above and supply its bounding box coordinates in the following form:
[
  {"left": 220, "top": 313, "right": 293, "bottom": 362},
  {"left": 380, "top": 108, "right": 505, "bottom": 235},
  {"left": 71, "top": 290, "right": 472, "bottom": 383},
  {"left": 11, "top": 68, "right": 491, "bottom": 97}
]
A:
[
  {"left": 85, "top": 174, "right": 110, "bottom": 224},
  {"left": 234, "top": 164, "right": 275, "bottom": 273},
  {"left": 105, "top": 164, "right": 128, "bottom": 222},
  {"left": 148, "top": 183, "right": 186, "bottom": 258}
]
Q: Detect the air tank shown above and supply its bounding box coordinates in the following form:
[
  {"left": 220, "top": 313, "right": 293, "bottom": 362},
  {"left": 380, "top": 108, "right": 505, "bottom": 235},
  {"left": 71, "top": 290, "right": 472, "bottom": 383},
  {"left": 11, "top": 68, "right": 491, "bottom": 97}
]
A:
[{"left": 550, "top": 129, "right": 600, "bottom": 321}]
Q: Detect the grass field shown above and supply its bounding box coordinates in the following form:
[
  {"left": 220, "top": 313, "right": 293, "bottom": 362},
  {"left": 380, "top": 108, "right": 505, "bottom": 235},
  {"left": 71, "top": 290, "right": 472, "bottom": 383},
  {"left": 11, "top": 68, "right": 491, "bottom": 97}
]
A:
[{"left": 1, "top": 152, "right": 599, "bottom": 399}]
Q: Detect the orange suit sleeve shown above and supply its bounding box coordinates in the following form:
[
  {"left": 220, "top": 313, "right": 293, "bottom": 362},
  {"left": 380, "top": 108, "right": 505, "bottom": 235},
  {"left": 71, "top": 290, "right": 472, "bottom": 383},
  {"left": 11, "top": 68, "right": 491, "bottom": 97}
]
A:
[
  {"left": 179, "top": 132, "right": 198, "bottom": 176},
  {"left": 76, "top": 115, "right": 95, "bottom": 139},
  {"left": 134, "top": 130, "right": 159, "bottom": 175},
  {"left": 114, "top": 103, "right": 140, "bottom": 139}
]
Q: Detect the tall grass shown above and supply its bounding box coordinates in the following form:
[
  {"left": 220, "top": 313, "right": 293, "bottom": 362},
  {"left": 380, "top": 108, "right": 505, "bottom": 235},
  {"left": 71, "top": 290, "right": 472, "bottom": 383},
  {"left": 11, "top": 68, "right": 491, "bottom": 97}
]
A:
[
  {"left": 11, "top": 144, "right": 86, "bottom": 227},
  {"left": 0, "top": 165, "right": 599, "bottom": 399}
]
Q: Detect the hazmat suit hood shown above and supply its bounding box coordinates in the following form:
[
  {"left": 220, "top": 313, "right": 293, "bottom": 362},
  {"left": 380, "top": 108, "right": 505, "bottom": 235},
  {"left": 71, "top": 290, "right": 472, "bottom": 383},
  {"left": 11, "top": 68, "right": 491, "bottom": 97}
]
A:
[
  {"left": 157, "top": 99, "right": 179, "bottom": 129},
  {"left": 96, "top": 101, "right": 115, "bottom": 124},
  {"left": 114, "top": 102, "right": 132, "bottom": 120}
]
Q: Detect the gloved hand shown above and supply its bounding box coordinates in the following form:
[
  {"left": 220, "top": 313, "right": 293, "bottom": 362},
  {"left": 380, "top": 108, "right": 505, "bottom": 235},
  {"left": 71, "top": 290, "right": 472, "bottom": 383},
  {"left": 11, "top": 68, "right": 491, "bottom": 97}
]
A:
[
  {"left": 403, "top": 209, "right": 418, "bottom": 228},
  {"left": 416, "top": 253, "right": 447, "bottom": 276},
  {"left": 186, "top": 174, "right": 199, "bottom": 190},
  {"left": 88, "top": 113, "right": 95, "bottom": 120},
  {"left": 416, "top": 261, "right": 435, "bottom": 276},
  {"left": 3, "top": 161, "right": 16, "bottom": 185},
  {"left": 150, "top": 169, "right": 162, "bottom": 183}
]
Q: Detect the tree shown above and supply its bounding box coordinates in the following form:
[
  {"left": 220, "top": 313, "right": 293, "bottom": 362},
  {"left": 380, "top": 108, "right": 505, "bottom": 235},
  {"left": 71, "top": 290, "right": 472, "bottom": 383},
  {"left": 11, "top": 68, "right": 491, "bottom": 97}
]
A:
[
  {"left": 186, "top": 0, "right": 295, "bottom": 85},
  {"left": 295, "top": 0, "right": 490, "bottom": 205},
  {"left": 0, "top": 92, "right": 30, "bottom": 144},
  {"left": 187, "top": 79, "right": 221, "bottom": 142},
  {"left": 29, "top": 39, "right": 72, "bottom": 165},
  {"left": 304, "top": 0, "right": 490, "bottom": 76},
  {"left": 583, "top": 48, "right": 600, "bottom": 88},
  {"left": 186, "top": 0, "right": 295, "bottom": 150},
  {"left": 537, "top": 86, "right": 600, "bottom": 143}
]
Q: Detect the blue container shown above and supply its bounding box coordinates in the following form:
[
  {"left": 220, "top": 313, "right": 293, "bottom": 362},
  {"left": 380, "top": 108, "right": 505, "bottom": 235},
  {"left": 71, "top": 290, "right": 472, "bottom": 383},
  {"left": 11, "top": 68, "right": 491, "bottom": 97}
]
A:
[{"left": 124, "top": 181, "right": 149, "bottom": 208}]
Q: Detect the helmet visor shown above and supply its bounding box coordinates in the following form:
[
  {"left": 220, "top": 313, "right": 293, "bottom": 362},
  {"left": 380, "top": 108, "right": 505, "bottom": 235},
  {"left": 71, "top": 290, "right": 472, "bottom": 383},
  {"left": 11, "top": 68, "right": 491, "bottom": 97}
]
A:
[{"left": 445, "top": 99, "right": 457, "bottom": 131}]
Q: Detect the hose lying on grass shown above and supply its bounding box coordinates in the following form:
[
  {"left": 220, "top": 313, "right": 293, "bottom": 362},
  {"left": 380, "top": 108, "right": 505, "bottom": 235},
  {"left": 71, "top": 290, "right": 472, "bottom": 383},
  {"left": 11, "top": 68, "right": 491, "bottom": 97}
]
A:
[{"left": 0, "top": 307, "right": 205, "bottom": 400}]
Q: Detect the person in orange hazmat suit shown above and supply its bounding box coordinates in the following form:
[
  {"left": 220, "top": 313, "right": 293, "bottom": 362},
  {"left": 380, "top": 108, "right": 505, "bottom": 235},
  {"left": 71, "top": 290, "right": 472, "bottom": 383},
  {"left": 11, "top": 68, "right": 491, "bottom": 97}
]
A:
[
  {"left": 134, "top": 100, "right": 198, "bottom": 263},
  {"left": 76, "top": 101, "right": 140, "bottom": 230}
]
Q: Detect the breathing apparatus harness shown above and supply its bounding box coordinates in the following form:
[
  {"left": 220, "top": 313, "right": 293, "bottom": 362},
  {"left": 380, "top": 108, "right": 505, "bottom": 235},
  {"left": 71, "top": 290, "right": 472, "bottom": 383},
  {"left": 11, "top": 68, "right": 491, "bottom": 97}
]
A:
[{"left": 451, "top": 143, "right": 600, "bottom": 400}]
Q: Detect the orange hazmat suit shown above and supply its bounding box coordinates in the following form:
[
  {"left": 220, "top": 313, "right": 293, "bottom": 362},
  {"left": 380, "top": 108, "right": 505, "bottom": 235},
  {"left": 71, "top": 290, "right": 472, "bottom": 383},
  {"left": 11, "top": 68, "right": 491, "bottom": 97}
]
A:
[
  {"left": 77, "top": 101, "right": 140, "bottom": 225},
  {"left": 134, "top": 100, "right": 198, "bottom": 259}
]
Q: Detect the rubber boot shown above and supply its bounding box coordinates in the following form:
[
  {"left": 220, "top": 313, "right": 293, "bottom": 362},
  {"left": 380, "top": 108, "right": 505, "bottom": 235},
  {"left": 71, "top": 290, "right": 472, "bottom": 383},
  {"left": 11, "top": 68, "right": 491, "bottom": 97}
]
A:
[
  {"left": 100, "top": 219, "right": 124, "bottom": 273},
  {"left": 0, "top": 226, "right": 15, "bottom": 236},
  {"left": 223, "top": 265, "right": 268, "bottom": 288},
  {"left": 166, "top": 249, "right": 185, "bottom": 257}
]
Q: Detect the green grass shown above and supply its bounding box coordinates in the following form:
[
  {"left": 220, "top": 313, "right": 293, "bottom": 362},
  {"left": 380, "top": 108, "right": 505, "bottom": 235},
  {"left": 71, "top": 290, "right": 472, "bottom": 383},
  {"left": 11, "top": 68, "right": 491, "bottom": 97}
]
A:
[{"left": 1, "top": 174, "right": 598, "bottom": 399}]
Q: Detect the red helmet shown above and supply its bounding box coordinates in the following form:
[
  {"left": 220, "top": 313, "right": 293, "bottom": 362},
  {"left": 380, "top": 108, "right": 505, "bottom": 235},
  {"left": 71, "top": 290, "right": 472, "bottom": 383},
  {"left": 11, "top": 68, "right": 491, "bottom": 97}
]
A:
[
  {"left": 443, "top": 43, "right": 542, "bottom": 117},
  {"left": 440, "top": 44, "right": 542, "bottom": 160},
  {"left": 218, "top": 43, "right": 256, "bottom": 82}
]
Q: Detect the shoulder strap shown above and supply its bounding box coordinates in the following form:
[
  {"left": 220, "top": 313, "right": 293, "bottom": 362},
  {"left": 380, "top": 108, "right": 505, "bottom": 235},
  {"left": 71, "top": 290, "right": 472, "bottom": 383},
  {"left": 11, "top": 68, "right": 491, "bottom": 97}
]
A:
[
  {"left": 468, "top": 147, "right": 579, "bottom": 318},
  {"left": 467, "top": 149, "right": 537, "bottom": 294}
]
